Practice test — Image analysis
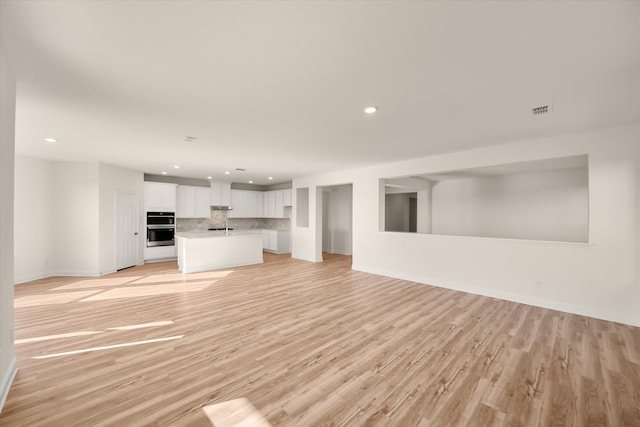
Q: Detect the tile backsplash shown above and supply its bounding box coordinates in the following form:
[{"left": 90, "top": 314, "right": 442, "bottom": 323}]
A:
[{"left": 176, "top": 211, "right": 290, "bottom": 232}]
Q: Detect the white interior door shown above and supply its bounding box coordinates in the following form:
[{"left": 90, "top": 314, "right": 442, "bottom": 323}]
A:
[{"left": 116, "top": 192, "right": 139, "bottom": 270}]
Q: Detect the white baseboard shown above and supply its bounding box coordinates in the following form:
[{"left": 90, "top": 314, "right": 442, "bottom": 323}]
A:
[
  {"left": 291, "top": 252, "right": 322, "bottom": 263},
  {"left": 0, "top": 356, "right": 17, "bottom": 413},
  {"left": 144, "top": 257, "right": 177, "bottom": 264},
  {"left": 49, "top": 270, "right": 102, "bottom": 278},
  {"left": 14, "top": 271, "right": 55, "bottom": 285},
  {"left": 15, "top": 269, "right": 107, "bottom": 285},
  {"left": 352, "top": 264, "right": 640, "bottom": 327}
]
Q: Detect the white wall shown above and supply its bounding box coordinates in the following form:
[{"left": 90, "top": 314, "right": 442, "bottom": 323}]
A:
[
  {"left": 14, "top": 159, "right": 145, "bottom": 280},
  {"left": 14, "top": 156, "right": 55, "bottom": 282},
  {"left": 431, "top": 167, "right": 589, "bottom": 242},
  {"left": 322, "top": 185, "right": 353, "bottom": 255},
  {"left": 293, "top": 124, "right": 640, "bottom": 326},
  {"left": 0, "top": 47, "right": 17, "bottom": 412},
  {"left": 52, "top": 162, "right": 100, "bottom": 276},
  {"left": 98, "top": 163, "right": 145, "bottom": 274}
]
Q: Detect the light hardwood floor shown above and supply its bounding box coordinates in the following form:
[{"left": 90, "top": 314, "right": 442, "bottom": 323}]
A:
[{"left": 2, "top": 253, "right": 639, "bottom": 426}]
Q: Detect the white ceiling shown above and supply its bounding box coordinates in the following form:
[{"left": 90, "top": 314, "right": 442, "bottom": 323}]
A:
[{"left": 1, "top": 1, "right": 639, "bottom": 185}]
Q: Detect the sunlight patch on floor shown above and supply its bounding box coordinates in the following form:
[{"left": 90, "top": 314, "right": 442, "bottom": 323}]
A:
[
  {"left": 107, "top": 320, "right": 175, "bottom": 330},
  {"left": 15, "top": 290, "right": 104, "bottom": 307},
  {"left": 32, "top": 335, "right": 184, "bottom": 359},
  {"left": 80, "top": 280, "right": 215, "bottom": 301},
  {"left": 15, "top": 330, "right": 104, "bottom": 344},
  {"left": 52, "top": 276, "right": 143, "bottom": 290},
  {"left": 17, "top": 320, "right": 174, "bottom": 345},
  {"left": 130, "top": 270, "right": 233, "bottom": 284},
  {"left": 202, "top": 398, "right": 272, "bottom": 427}
]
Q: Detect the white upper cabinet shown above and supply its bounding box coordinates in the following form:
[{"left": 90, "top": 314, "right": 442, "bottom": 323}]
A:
[
  {"left": 266, "top": 191, "right": 276, "bottom": 218},
  {"left": 176, "top": 185, "right": 211, "bottom": 218},
  {"left": 195, "top": 187, "right": 211, "bottom": 217},
  {"left": 225, "top": 188, "right": 292, "bottom": 218},
  {"left": 176, "top": 185, "right": 193, "bottom": 218},
  {"left": 255, "top": 192, "right": 265, "bottom": 218},
  {"left": 283, "top": 189, "right": 292, "bottom": 206},
  {"left": 229, "top": 190, "right": 260, "bottom": 218},
  {"left": 228, "top": 190, "right": 243, "bottom": 218},
  {"left": 244, "top": 191, "right": 258, "bottom": 218},
  {"left": 145, "top": 182, "right": 177, "bottom": 212},
  {"left": 274, "top": 190, "right": 284, "bottom": 218},
  {"left": 210, "top": 181, "right": 231, "bottom": 206}
]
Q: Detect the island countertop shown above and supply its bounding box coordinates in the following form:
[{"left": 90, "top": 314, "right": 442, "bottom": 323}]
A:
[
  {"left": 175, "top": 230, "right": 262, "bottom": 239},
  {"left": 175, "top": 231, "right": 263, "bottom": 273}
]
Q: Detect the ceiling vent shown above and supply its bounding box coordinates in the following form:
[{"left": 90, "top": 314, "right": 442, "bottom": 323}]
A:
[
  {"left": 532, "top": 104, "right": 552, "bottom": 115},
  {"left": 235, "top": 168, "right": 246, "bottom": 172}
]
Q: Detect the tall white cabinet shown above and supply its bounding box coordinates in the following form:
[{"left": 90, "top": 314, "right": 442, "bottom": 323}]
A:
[{"left": 144, "top": 182, "right": 178, "bottom": 261}]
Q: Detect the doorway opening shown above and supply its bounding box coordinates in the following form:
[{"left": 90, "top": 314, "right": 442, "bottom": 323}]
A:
[{"left": 319, "top": 184, "right": 353, "bottom": 263}]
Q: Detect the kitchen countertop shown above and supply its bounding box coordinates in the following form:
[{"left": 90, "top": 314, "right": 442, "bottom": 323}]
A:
[{"left": 175, "top": 230, "right": 262, "bottom": 239}]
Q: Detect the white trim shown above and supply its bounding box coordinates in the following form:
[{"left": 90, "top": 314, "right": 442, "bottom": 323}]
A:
[
  {"left": 0, "top": 356, "right": 17, "bottom": 412},
  {"left": 179, "top": 257, "right": 263, "bottom": 274},
  {"left": 14, "top": 271, "right": 55, "bottom": 285},
  {"left": 352, "top": 264, "right": 640, "bottom": 327},
  {"left": 15, "top": 270, "right": 102, "bottom": 284},
  {"left": 144, "top": 257, "right": 177, "bottom": 264},
  {"left": 49, "top": 270, "right": 102, "bottom": 277},
  {"left": 291, "top": 254, "right": 321, "bottom": 263}
]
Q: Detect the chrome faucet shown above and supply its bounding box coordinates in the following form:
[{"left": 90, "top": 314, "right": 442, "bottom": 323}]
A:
[{"left": 224, "top": 220, "right": 229, "bottom": 235}]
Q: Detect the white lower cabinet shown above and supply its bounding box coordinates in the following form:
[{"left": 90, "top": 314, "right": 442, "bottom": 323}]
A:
[
  {"left": 261, "top": 229, "right": 291, "bottom": 254},
  {"left": 144, "top": 245, "right": 177, "bottom": 261}
]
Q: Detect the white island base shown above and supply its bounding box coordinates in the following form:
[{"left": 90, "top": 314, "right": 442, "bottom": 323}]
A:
[{"left": 176, "top": 232, "right": 264, "bottom": 274}]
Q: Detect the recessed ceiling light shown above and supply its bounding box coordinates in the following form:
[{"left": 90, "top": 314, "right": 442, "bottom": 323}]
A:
[
  {"left": 224, "top": 171, "right": 230, "bottom": 175},
  {"left": 364, "top": 106, "right": 377, "bottom": 114},
  {"left": 249, "top": 180, "right": 253, "bottom": 184},
  {"left": 207, "top": 176, "right": 212, "bottom": 179},
  {"left": 173, "top": 165, "right": 180, "bottom": 169},
  {"left": 44, "top": 137, "right": 57, "bottom": 143},
  {"left": 161, "top": 171, "right": 168, "bottom": 175},
  {"left": 268, "top": 177, "right": 273, "bottom": 180}
]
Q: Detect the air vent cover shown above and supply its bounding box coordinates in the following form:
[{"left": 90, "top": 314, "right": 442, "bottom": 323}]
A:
[{"left": 532, "top": 105, "right": 552, "bottom": 115}]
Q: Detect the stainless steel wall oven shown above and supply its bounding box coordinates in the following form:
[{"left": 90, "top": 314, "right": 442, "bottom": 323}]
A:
[{"left": 146, "top": 212, "right": 175, "bottom": 247}]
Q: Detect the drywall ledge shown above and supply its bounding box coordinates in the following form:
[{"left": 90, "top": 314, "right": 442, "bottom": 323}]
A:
[{"left": 352, "top": 263, "right": 640, "bottom": 327}]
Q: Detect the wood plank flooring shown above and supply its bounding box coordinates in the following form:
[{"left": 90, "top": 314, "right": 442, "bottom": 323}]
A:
[{"left": 1, "top": 253, "right": 639, "bottom": 426}]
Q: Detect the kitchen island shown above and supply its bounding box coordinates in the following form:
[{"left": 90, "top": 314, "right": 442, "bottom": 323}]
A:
[{"left": 175, "top": 231, "right": 263, "bottom": 273}]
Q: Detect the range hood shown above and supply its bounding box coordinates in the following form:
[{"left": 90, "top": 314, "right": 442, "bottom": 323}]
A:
[{"left": 211, "top": 205, "right": 233, "bottom": 210}]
